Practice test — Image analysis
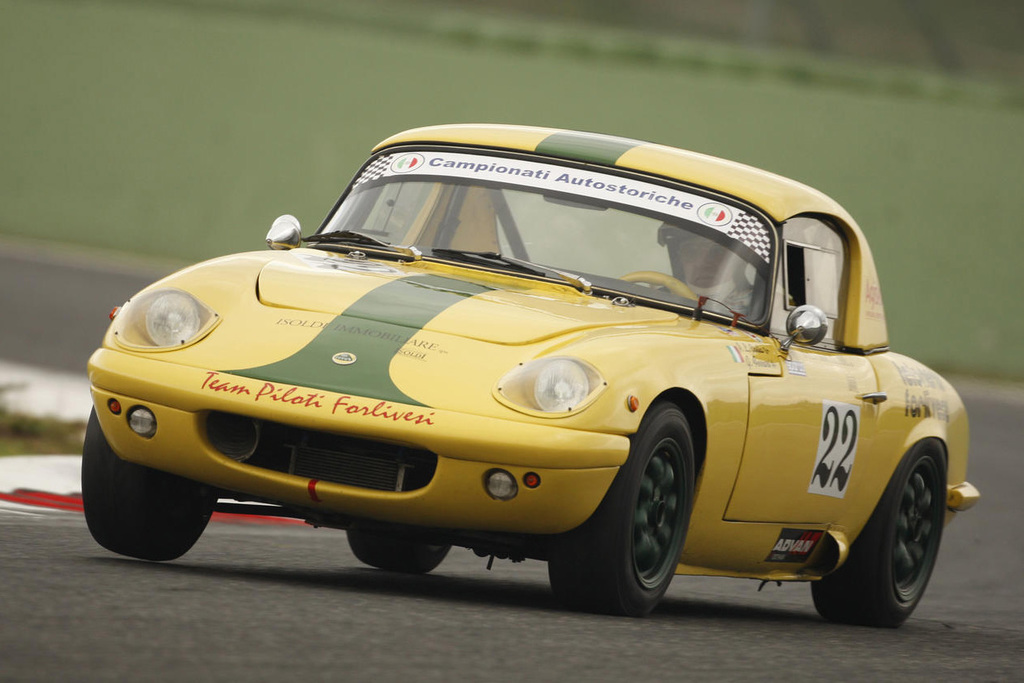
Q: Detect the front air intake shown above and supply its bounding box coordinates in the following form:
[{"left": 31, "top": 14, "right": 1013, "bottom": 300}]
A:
[
  {"left": 208, "top": 413, "right": 437, "bottom": 492},
  {"left": 206, "top": 411, "right": 260, "bottom": 461}
]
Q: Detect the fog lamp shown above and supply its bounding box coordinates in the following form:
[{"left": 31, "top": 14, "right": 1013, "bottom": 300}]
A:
[
  {"left": 485, "top": 469, "right": 518, "bottom": 501},
  {"left": 127, "top": 406, "right": 157, "bottom": 439}
]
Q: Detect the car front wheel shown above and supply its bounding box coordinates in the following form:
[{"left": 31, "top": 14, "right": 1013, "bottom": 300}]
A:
[
  {"left": 811, "top": 439, "right": 946, "bottom": 627},
  {"left": 547, "top": 402, "right": 695, "bottom": 617},
  {"left": 82, "top": 409, "right": 214, "bottom": 561}
]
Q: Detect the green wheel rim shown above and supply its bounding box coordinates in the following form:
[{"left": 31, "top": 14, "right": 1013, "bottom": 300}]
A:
[
  {"left": 892, "top": 457, "right": 942, "bottom": 602},
  {"left": 632, "top": 437, "right": 685, "bottom": 588}
]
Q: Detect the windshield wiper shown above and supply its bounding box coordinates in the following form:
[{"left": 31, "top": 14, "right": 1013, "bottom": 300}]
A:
[
  {"left": 303, "top": 230, "right": 421, "bottom": 261},
  {"left": 430, "top": 248, "right": 592, "bottom": 294},
  {"left": 694, "top": 295, "right": 749, "bottom": 328}
]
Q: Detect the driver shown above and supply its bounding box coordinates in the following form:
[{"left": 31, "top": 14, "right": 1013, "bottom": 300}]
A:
[{"left": 663, "top": 227, "right": 755, "bottom": 316}]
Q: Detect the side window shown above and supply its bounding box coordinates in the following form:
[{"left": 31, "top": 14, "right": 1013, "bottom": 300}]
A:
[
  {"left": 772, "top": 217, "right": 847, "bottom": 348},
  {"left": 785, "top": 242, "right": 841, "bottom": 316}
]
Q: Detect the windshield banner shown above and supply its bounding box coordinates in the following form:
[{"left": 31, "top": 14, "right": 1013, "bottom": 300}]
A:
[{"left": 355, "top": 151, "right": 772, "bottom": 261}]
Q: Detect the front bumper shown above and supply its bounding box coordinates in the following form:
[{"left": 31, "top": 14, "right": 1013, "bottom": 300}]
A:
[{"left": 88, "top": 349, "right": 628, "bottom": 534}]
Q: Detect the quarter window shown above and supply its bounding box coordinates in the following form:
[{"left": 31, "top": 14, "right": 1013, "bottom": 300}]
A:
[
  {"left": 785, "top": 242, "right": 841, "bottom": 317},
  {"left": 772, "top": 217, "right": 847, "bottom": 347}
]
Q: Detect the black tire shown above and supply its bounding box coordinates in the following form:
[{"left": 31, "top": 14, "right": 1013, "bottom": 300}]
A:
[
  {"left": 81, "top": 409, "right": 214, "bottom": 561},
  {"left": 811, "top": 439, "right": 946, "bottom": 627},
  {"left": 547, "top": 402, "right": 695, "bottom": 617},
  {"left": 347, "top": 528, "right": 451, "bottom": 574}
]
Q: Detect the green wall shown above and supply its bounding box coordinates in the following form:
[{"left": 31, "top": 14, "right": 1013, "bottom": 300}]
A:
[{"left": 2, "top": 0, "right": 1022, "bottom": 377}]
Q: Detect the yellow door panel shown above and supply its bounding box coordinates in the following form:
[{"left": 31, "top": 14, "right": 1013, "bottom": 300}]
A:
[{"left": 725, "top": 346, "right": 878, "bottom": 523}]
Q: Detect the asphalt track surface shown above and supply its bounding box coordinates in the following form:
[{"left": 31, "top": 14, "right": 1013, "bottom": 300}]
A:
[{"left": 2, "top": 243, "right": 1023, "bottom": 681}]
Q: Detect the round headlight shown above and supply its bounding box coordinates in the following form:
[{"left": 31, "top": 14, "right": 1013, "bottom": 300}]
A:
[
  {"left": 145, "top": 290, "right": 202, "bottom": 346},
  {"left": 113, "top": 287, "right": 219, "bottom": 350},
  {"left": 534, "top": 358, "right": 590, "bottom": 412},
  {"left": 496, "top": 356, "right": 605, "bottom": 416}
]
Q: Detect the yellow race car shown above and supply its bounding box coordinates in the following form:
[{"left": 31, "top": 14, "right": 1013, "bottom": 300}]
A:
[{"left": 83, "top": 124, "right": 979, "bottom": 625}]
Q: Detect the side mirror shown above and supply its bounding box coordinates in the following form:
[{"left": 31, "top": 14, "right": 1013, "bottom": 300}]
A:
[
  {"left": 781, "top": 305, "right": 829, "bottom": 353},
  {"left": 266, "top": 215, "right": 302, "bottom": 250}
]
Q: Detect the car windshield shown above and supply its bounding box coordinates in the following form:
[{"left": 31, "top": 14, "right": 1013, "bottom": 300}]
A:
[{"left": 321, "top": 149, "right": 775, "bottom": 322}]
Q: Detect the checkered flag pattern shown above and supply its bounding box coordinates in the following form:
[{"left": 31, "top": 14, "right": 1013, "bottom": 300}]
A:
[
  {"left": 354, "top": 155, "right": 394, "bottom": 186},
  {"left": 727, "top": 213, "right": 772, "bottom": 262}
]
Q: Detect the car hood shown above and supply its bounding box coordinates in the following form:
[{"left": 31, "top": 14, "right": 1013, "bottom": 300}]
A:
[{"left": 256, "top": 250, "right": 679, "bottom": 345}]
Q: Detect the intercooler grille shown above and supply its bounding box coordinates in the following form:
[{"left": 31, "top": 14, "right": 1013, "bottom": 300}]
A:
[
  {"left": 290, "top": 443, "right": 408, "bottom": 492},
  {"left": 207, "top": 412, "right": 437, "bottom": 492}
]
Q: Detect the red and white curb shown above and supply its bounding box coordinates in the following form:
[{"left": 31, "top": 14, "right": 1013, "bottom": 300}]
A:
[
  {"left": 0, "top": 361, "right": 300, "bottom": 524},
  {"left": 0, "top": 455, "right": 301, "bottom": 525},
  {"left": 0, "top": 455, "right": 83, "bottom": 517}
]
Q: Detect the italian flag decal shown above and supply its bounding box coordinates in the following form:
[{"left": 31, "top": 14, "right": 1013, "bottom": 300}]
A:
[{"left": 728, "top": 345, "right": 745, "bottom": 363}]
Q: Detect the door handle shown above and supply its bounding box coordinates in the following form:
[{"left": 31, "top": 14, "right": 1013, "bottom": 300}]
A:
[{"left": 859, "top": 391, "right": 888, "bottom": 404}]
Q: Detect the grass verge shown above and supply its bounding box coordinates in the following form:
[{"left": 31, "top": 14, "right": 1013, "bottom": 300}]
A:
[{"left": 0, "top": 404, "right": 85, "bottom": 456}]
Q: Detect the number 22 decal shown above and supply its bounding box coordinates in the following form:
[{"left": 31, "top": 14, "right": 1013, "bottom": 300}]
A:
[{"left": 808, "top": 401, "right": 860, "bottom": 498}]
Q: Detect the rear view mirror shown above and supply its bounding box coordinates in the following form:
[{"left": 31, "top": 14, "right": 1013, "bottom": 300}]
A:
[
  {"left": 781, "top": 305, "right": 829, "bottom": 352},
  {"left": 266, "top": 215, "right": 302, "bottom": 250}
]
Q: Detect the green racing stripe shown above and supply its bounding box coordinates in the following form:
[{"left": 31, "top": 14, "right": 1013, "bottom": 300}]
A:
[
  {"left": 232, "top": 274, "right": 491, "bottom": 406},
  {"left": 535, "top": 131, "right": 641, "bottom": 166}
]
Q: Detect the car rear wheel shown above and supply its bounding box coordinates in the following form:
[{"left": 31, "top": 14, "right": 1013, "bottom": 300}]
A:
[
  {"left": 347, "top": 528, "right": 451, "bottom": 574},
  {"left": 82, "top": 409, "right": 214, "bottom": 561},
  {"left": 811, "top": 439, "right": 946, "bottom": 627},
  {"left": 547, "top": 402, "right": 695, "bottom": 617}
]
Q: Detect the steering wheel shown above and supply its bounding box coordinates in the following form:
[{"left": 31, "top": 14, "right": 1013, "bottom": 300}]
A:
[{"left": 620, "top": 271, "right": 698, "bottom": 300}]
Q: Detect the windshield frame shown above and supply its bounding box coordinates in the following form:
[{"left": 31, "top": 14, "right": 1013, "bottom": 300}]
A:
[{"left": 316, "top": 145, "right": 779, "bottom": 328}]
